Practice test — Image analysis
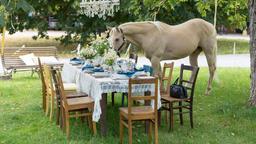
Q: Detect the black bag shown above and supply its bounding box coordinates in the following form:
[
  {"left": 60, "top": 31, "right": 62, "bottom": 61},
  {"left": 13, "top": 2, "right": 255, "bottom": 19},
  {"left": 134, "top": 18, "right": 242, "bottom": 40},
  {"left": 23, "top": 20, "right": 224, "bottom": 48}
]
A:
[{"left": 170, "top": 78, "right": 188, "bottom": 99}]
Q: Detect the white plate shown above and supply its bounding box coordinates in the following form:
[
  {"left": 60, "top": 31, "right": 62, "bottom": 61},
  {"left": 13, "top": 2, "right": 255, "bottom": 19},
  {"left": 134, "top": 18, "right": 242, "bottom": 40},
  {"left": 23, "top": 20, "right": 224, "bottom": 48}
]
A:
[
  {"left": 92, "top": 72, "right": 110, "bottom": 78},
  {"left": 112, "top": 73, "right": 129, "bottom": 80}
]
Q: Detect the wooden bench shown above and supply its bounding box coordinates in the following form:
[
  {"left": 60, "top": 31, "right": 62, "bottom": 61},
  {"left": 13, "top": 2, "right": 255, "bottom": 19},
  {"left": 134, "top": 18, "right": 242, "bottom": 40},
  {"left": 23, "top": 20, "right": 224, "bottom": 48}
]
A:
[{"left": 1, "top": 46, "right": 63, "bottom": 76}]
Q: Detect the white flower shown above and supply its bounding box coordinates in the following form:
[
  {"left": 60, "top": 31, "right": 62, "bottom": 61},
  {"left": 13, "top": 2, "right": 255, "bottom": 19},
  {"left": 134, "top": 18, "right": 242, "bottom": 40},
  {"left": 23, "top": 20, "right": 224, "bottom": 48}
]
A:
[
  {"left": 103, "top": 49, "right": 118, "bottom": 66},
  {"left": 80, "top": 46, "right": 97, "bottom": 59}
]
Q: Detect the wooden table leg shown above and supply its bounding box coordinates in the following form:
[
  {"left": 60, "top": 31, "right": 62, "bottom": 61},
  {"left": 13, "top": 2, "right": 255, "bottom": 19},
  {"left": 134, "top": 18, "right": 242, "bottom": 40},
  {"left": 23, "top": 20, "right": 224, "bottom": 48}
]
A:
[
  {"left": 144, "top": 91, "right": 151, "bottom": 133},
  {"left": 158, "top": 110, "right": 161, "bottom": 126},
  {"left": 100, "top": 93, "right": 107, "bottom": 136}
]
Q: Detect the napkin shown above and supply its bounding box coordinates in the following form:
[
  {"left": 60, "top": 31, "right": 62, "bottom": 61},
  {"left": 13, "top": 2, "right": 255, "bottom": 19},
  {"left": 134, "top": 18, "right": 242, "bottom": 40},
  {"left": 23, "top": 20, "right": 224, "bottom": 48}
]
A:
[
  {"left": 70, "top": 57, "right": 84, "bottom": 65},
  {"left": 82, "top": 63, "right": 94, "bottom": 71},
  {"left": 143, "top": 65, "right": 153, "bottom": 76},
  {"left": 117, "top": 70, "right": 136, "bottom": 78},
  {"left": 93, "top": 67, "right": 104, "bottom": 72}
]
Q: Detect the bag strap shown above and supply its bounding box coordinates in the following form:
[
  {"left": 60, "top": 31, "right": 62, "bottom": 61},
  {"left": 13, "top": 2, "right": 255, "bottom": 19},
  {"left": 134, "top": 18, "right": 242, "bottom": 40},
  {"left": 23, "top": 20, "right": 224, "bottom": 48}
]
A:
[{"left": 173, "top": 77, "right": 179, "bottom": 84}]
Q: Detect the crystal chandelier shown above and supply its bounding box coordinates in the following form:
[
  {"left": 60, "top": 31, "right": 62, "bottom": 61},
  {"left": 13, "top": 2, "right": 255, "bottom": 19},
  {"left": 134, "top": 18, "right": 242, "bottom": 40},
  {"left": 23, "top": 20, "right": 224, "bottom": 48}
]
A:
[{"left": 80, "top": 0, "right": 120, "bottom": 19}]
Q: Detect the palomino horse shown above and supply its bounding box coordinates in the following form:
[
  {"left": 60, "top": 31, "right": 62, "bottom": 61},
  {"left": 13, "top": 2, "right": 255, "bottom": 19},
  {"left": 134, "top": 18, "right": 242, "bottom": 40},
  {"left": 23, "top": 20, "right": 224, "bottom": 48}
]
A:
[{"left": 108, "top": 18, "right": 217, "bottom": 95}]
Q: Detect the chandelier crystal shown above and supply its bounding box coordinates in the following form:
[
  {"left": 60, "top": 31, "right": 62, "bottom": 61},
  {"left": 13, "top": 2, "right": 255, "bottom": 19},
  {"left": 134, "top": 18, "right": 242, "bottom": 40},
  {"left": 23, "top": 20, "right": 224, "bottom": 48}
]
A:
[{"left": 80, "top": 0, "right": 120, "bottom": 19}]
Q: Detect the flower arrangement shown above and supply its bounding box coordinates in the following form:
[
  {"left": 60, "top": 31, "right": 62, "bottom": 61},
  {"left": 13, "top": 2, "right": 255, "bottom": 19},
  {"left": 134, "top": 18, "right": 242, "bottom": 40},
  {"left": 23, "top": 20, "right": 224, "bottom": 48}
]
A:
[
  {"left": 91, "top": 36, "right": 110, "bottom": 56},
  {"left": 103, "top": 48, "right": 118, "bottom": 66},
  {"left": 80, "top": 46, "right": 97, "bottom": 59}
]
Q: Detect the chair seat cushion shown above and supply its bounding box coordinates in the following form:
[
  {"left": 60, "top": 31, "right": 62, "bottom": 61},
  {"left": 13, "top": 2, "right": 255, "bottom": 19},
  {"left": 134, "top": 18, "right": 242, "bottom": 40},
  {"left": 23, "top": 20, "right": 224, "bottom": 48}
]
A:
[
  {"left": 67, "top": 97, "right": 94, "bottom": 106},
  {"left": 66, "top": 91, "right": 88, "bottom": 98},
  {"left": 63, "top": 83, "right": 77, "bottom": 91},
  {"left": 19, "top": 53, "right": 36, "bottom": 65},
  {"left": 161, "top": 95, "right": 190, "bottom": 102},
  {"left": 119, "top": 106, "right": 154, "bottom": 116},
  {"left": 35, "top": 56, "right": 60, "bottom": 64}
]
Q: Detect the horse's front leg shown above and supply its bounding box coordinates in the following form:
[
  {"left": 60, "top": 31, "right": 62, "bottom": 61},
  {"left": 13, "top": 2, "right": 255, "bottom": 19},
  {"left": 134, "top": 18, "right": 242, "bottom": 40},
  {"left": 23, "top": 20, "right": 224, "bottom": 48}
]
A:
[{"left": 151, "top": 56, "right": 162, "bottom": 78}]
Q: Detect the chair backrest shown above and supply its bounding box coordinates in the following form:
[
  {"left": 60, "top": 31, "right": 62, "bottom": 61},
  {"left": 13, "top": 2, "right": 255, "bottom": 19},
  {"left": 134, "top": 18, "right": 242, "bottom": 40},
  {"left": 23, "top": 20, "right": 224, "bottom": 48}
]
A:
[
  {"left": 50, "top": 67, "right": 60, "bottom": 98},
  {"left": 179, "top": 64, "right": 199, "bottom": 100},
  {"left": 161, "top": 62, "right": 174, "bottom": 94},
  {"left": 128, "top": 77, "right": 158, "bottom": 116},
  {"left": 38, "top": 58, "right": 46, "bottom": 92},
  {"left": 55, "top": 70, "right": 68, "bottom": 107},
  {"left": 42, "top": 64, "right": 55, "bottom": 99}
]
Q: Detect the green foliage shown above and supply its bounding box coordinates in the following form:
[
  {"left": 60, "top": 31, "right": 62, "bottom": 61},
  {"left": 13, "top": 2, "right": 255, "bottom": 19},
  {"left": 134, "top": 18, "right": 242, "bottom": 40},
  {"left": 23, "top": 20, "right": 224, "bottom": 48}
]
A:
[
  {"left": 0, "top": 0, "right": 34, "bottom": 29},
  {"left": 120, "top": 0, "right": 247, "bottom": 28},
  {"left": 1, "top": 0, "right": 248, "bottom": 45},
  {"left": 0, "top": 6, "right": 6, "bottom": 26},
  {"left": 91, "top": 37, "right": 110, "bottom": 56},
  {"left": 196, "top": 0, "right": 248, "bottom": 29}
]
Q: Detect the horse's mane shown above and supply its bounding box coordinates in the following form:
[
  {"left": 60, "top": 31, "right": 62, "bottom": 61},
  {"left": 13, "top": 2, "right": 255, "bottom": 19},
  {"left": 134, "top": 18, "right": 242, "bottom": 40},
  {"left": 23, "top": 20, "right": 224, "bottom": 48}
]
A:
[{"left": 119, "top": 21, "right": 164, "bottom": 34}]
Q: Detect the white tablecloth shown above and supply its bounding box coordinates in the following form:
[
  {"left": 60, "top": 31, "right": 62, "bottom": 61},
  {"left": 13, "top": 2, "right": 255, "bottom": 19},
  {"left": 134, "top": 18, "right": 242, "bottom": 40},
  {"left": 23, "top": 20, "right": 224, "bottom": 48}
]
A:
[{"left": 61, "top": 63, "right": 161, "bottom": 122}]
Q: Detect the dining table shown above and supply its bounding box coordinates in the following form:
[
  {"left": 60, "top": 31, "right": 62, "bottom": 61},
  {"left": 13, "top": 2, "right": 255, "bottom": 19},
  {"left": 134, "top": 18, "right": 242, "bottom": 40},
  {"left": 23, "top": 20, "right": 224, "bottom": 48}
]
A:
[{"left": 61, "top": 62, "right": 161, "bottom": 136}]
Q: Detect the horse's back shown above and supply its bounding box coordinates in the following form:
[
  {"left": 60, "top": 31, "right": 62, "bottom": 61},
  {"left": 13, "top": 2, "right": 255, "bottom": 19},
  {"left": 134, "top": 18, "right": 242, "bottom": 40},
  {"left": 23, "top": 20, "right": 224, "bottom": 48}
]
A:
[
  {"left": 176, "top": 18, "right": 216, "bottom": 37},
  {"left": 177, "top": 19, "right": 217, "bottom": 48}
]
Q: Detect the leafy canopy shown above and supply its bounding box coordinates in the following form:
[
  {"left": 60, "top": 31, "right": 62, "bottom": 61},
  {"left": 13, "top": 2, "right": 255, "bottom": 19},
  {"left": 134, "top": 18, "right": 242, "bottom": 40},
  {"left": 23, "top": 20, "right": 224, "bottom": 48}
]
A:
[{"left": 1, "top": 0, "right": 248, "bottom": 45}]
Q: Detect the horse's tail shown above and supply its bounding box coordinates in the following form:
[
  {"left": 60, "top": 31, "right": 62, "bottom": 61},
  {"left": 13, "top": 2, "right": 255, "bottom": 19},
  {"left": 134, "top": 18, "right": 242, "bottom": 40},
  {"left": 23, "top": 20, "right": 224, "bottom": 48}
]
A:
[{"left": 210, "top": 27, "right": 219, "bottom": 84}]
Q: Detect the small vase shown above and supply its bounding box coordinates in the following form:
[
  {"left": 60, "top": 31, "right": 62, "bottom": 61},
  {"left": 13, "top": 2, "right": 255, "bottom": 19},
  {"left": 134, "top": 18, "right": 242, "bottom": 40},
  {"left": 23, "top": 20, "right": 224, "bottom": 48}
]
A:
[
  {"left": 85, "top": 59, "right": 93, "bottom": 64},
  {"left": 107, "top": 65, "right": 114, "bottom": 73}
]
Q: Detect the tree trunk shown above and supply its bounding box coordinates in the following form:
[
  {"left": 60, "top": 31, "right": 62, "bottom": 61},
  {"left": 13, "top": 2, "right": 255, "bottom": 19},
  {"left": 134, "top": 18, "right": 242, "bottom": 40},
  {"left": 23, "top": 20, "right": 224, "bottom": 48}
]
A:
[{"left": 249, "top": 0, "right": 256, "bottom": 106}]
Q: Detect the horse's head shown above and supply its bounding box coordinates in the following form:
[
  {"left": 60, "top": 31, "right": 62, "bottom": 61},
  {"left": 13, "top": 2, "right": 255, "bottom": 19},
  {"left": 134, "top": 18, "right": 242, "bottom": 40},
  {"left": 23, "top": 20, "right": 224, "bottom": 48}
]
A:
[{"left": 107, "top": 27, "right": 126, "bottom": 54}]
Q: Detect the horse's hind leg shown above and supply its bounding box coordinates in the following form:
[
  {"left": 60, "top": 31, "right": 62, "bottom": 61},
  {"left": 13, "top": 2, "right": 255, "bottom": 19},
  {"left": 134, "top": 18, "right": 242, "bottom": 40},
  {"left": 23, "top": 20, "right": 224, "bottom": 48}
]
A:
[
  {"left": 189, "top": 47, "right": 202, "bottom": 67},
  {"left": 188, "top": 48, "right": 202, "bottom": 86},
  {"left": 204, "top": 42, "right": 217, "bottom": 95}
]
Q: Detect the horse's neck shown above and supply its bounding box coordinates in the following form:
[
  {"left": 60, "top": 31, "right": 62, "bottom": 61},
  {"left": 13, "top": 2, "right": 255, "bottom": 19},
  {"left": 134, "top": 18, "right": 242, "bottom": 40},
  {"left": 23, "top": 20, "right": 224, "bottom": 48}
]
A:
[
  {"left": 119, "top": 22, "right": 156, "bottom": 49},
  {"left": 119, "top": 22, "right": 156, "bottom": 34}
]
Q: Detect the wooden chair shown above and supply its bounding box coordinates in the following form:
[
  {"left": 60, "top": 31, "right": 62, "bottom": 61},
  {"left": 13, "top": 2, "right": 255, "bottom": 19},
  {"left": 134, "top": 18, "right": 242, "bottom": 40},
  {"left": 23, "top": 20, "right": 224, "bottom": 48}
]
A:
[
  {"left": 38, "top": 58, "right": 77, "bottom": 113},
  {"left": 160, "top": 62, "right": 174, "bottom": 95},
  {"left": 119, "top": 77, "right": 159, "bottom": 144},
  {"left": 42, "top": 64, "right": 88, "bottom": 122},
  {"left": 50, "top": 67, "right": 88, "bottom": 126},
  {"left": 38, "top": 58, "right": 46, "bottom": 112},
  {"left": 42, "top": 64, "right": 55, "bottom": 121},
  {"left": 55, "top": 70, "right": 96, "bottom": 139},
  {"left": 111, "top": 53, "right": 138, "bottom": 106},
  {"left": 159, "top": 62, "right": 174, "bottom": 124},
  {"left": 160, "top": 64, "right": 199, "bottom": 131}
]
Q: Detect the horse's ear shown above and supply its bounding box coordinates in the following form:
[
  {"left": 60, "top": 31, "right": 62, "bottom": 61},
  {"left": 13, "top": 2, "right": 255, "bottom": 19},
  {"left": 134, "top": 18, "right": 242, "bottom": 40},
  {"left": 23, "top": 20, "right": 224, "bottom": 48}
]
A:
[
  {"left": 115, "top": 27, "right": 120, "bottom": 32},
  {"left": 115, "top": 27, "right": 123, "bottom": 34},
  {"left": 106, "top": 26, "right": 113, "bottom": 31},
  {"left": 105, "top": 26, "right": 113, "bottom": 39},
  {"left": 119, "top": 28, "right": 123, "bottom": 34}
]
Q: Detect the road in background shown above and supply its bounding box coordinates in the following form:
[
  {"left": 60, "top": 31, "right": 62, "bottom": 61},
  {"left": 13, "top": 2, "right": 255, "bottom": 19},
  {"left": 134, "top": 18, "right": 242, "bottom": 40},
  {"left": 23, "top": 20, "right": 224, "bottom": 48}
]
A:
[{"left": 135, "top": 54, "right": 250, "bottom": 68}]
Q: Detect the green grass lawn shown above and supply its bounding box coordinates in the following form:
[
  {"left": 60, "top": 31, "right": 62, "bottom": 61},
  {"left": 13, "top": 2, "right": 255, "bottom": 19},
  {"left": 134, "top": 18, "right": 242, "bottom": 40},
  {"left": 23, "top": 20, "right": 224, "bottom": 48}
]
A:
[
  {"left": 217, "top": 39, "right": 249, "bottom": 54},
  {"left": 1, "top": 68, "right": 256, "bottom": 144}
]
